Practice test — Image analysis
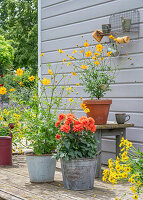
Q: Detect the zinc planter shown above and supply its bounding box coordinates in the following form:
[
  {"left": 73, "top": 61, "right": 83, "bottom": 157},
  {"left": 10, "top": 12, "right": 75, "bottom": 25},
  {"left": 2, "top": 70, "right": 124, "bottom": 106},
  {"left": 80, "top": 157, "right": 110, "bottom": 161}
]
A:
[
  {"left": 83, "top": 99, "right": 112, "bottom": 125},
  {"left": 61, "top": 158, "right": 97, "bottom": 190},
  {"left": 26, "top": 154, "right": 56, "bottom": 183},
  {"left": 0, "top": 133, "right": 12, "bottom": 166}
]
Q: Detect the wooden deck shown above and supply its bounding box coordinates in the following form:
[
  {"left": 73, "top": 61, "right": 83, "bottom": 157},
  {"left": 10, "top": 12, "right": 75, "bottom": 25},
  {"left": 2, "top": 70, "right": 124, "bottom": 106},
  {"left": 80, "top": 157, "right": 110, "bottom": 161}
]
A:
[{"left": 0, "top": 155, "right": 141, "bottom": 200}]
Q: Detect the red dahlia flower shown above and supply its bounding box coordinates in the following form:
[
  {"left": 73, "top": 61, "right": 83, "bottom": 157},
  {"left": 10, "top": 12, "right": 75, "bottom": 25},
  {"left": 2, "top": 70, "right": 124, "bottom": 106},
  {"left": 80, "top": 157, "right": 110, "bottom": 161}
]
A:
[
  {"left": 73, "top": 124, "right": 84, "bottom": 132},
  {"left": 60, "top": 124, "right": 70, "bottom": 133},
  {"left": 59, "top": 113, "right": 66, "bottom": 121},
  {"left": 55, "top": 120, "right": 61, "bottom": 127},
  {"left": 55, "top": 134, "right": 61, "bottom": 139}
]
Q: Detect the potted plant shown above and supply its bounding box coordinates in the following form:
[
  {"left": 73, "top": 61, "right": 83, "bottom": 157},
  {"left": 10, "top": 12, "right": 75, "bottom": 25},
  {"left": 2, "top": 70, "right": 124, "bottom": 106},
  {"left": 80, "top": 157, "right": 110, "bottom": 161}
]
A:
[
  {"left": 102, "top": 137, "right": 143, "bottom": 199},
  {"left": 7, "top": 62, "right": 73, "bottom": 182},
  {"left": 0, "top": 126, "right": 12, "bottom": 166},
  {"left": 71, "top": 37, "right": 118, "bottom": 124},
  {"left": 55, "top": 113, "right": 98, "bottom": 190}
]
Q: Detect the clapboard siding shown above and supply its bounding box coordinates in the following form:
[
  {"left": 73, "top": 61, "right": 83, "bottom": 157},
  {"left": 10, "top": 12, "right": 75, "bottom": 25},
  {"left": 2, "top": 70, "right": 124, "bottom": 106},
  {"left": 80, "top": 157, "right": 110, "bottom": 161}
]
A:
[
  {"left": 39, "top": 0, "right": 143, "bottom": 164},
  {"left": 41, "top": 0, "right": 114, "bottom": 19},
  {"left": 41, "top": 1, "right": 143, "bottom": 29},
  {"left": 41, "top": 0, "right": 69, "bottom": 8},
  {"left": 41, "top": 9, "right": 143, "bottom": 42}
]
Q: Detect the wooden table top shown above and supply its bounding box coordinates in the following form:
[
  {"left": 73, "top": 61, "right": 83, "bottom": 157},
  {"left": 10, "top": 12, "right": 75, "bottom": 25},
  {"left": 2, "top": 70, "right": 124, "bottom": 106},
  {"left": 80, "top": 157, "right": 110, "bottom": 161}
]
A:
[{"left": 96, "top": 122, "right": 134, "bottom": 130}]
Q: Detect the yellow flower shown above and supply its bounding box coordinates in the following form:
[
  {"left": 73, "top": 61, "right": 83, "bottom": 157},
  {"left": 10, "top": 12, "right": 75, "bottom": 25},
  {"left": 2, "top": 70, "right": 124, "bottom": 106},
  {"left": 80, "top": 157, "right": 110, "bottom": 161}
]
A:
[
  {"left": 28, "top": 75, "right": 35, "bottom": 81},
  {"left": 66, "top": 87, "right": 72, "bottom": 91},
  {"left": 76, "top": 83, "right": 79, "bottom": 86},
  {"left": 81, "top": 102, "right": 87, "bottom": 110},
  {"left": 9, "top": 88, "right": 15, "bottom": 92},
  {"left": 71, "top": 72, "right": 77, "bottom": 76},
  {"left": 109, "top": 35, "right": 114, "bottom": 39},
  {"left": 69, "top": 98, "right": 74, "bottom": 102},
  {"left": 14, "top": 113, "right": 21, "bottom": 120},
  {"left": 40, "top": 53, "right": 44, "bottom": 57},
  {"left": 16, "top": 68, "right": 23, "bottom": 76},
  {"left": 100, "top": 57, "right": 104, "bottom": 60},
  {"left": 81, "top": 65, "right": 87, "bottom": 69},
  {"left": 63, "top": 58, "right": 66, "bottom": 62},
  {"left": 84, "top": 108, "right": 90, "bottom": 113},
  {"left": 80, "top": 50, "right": 84, "bottom": 53},
  {"left": 48, "top": 69, "right": 53, "bottom": 75},
  {"left": 94, "top": 53, "right": 100, "bottom": 56},
  {"left": 92, "top": 56, "right": 97, "bottom": 60},
  {"left": 72, "top": 50, "right": 77, "bottom": 54},
  {"left": 122, "top": 172, "right": 128, "bottom": 178},
  {"left": 84, "top": 42, "right": 89, "bottom": 47},
  {"left": 94, "top": 61, "right": 100, "bottom": 65},
  {"left": 3, "top": 109, "right": 8, "bottom": 115},
  {"left": 96, "top": 44, "right": 103, "bottom": 52},
  {"left": 67, "top": 62, "right": 71, "bottom": 66},
  {"left": 85, "top": 50, "right": 92, "bottom": 57},
  {"left": 0, "top": 116, "right": 3, "bottom": 120},
  {"left": 42, "top": 78, "right": 50, "bottom": 85},
  {"left": 94, "top": 194, "right": 96, "bottom": 198},
  {"left": 115, "top": 198, "right": 118, "bottom": 200},
  {"left": 137, "top": 181, "right": 141, "bottom": 187},
  {"left": 133, "top": 194, "right": 138, "bottom": 199},
  {"left": 107, "top": 51, "right": 112, "bottom": 56},
  {"left": 130, "top": 186, "right": 136, "bottom": 193},
  {"left": 0, "top": 86, "right": 7, "bottom": 95},
  {"left": 19, "top": 82, "right": 23, "bottom": 86},
  {"left": 58, "top": 49, "right": 64, "bottom": 53},
  {"left": 69, "top": 56, "right": 75, "bottom": 60}
]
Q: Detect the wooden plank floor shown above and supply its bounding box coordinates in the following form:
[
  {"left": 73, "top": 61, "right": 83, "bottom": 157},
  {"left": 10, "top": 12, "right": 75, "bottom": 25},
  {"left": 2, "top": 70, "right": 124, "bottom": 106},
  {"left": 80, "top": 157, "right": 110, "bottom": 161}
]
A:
[{"left": 0, "top": 155, "right": 142, "bottom": 200}]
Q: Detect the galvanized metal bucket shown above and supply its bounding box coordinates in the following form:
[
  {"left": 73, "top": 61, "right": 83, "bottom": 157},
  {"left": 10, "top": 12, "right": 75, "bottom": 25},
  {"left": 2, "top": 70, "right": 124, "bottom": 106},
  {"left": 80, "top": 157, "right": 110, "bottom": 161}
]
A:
[
  {"left": 61, "top": 158, "right": 97, "bottom": 190},
  {"left": 26, "top": 155, "right": 56, "bottom": 183}
]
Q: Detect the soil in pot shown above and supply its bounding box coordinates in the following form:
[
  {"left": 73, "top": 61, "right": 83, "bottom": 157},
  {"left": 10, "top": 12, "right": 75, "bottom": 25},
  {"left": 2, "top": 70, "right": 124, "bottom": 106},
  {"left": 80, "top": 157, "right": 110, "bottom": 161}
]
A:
[
  {"left": 61, "top": 158, "right": 97, "bottom": 191},
  {"left": 83, "top": 99, "right": 112, "bottom": 125},
  {"left": 26, "top": 154, "right": 56, "bottom": 183}
]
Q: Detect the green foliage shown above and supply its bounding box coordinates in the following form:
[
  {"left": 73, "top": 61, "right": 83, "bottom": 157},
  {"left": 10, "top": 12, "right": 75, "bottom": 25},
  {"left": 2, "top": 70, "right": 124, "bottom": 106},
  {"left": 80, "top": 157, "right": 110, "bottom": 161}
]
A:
[
  {"left": 22, "top": 106, "right": 58, "bottom": 155},
  {"left": 3, "top": 67, "right": 37, "bottom": 104},
  {"left": 0, "top": 35, "right": 14, "bottom": 72},
  {"left": 0, "top": 127, "right": 9, "bottom": 136},
  {"left": 0, "top": 0, "right": 8, "bottom": 31},
  {"left": 6, "top": 0, "right": 38, "bottom": 68},
  {"left": 129, "top": 147, "right": 143, "bottom": 194}
]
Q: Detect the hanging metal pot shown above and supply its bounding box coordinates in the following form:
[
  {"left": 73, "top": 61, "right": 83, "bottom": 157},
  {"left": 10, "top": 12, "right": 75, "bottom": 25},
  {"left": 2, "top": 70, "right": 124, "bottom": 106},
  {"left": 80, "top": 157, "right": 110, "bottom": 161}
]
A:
[{"left": 121, "top": 17, "right": 131, "bottom": 32}]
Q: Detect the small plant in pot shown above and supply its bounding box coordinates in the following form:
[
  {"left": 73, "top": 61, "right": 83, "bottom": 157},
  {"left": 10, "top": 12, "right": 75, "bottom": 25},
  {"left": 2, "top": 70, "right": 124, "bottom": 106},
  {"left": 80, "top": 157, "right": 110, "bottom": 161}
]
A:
[
  {"left": 0, "top": 126, "right": 12, "bottom": 166},
  {"left": 55, "top": 113, "right": 98, "bottom": 190},
  {"left": 71, "top": 37, "right": 118, "bottom": 124}
]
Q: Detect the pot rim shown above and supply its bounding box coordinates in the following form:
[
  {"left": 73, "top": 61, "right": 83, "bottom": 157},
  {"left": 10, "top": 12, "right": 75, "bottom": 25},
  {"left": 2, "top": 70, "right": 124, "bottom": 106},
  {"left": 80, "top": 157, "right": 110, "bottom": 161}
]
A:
[
  {"left": 0, "top": 136, "right": 11, "bottom": 139},
  {"left": 61, "top": 157, "right": 97, "bottom": 162},
  {"left": 26, "top": 153, "right": 56, "bottom": 157},
  {"left": 83, "top": 99, "right": 112, "bottom": 105}
]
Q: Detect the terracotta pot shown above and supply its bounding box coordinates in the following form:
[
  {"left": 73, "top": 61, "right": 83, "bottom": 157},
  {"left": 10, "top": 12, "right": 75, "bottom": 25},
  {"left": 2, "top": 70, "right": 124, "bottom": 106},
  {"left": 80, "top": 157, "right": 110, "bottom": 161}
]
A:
[{"left": 83, "top": 99, "right": 112, "bottom": 125}]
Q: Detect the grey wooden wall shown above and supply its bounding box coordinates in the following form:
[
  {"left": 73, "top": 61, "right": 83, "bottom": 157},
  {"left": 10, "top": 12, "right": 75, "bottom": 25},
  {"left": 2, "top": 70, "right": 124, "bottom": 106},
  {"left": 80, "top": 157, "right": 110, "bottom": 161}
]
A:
[{"left": 39, "top": 0, "right": 143, "bottom": 164}]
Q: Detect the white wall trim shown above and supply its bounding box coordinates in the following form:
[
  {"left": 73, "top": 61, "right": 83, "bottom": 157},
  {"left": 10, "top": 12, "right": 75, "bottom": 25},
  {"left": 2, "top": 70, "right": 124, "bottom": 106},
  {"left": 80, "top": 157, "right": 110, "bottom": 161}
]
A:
[{"left": 38, "top": 0, "right": 42, "bottom": 96}]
